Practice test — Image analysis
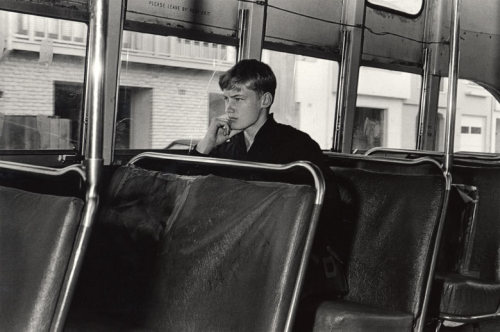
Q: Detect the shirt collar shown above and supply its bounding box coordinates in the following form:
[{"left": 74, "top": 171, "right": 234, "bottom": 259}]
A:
[{"left": 228, "top": 113, "right": 277, "bottom": 153}]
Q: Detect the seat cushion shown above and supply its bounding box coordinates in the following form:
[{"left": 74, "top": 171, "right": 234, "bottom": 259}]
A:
[
  {"left": 432, "top": 273, "right": 500, "bottom": 316},
  {"left": 313, "top": 301, "right": 413, "bottom": 332},
  {"left": 0, "top": 186, "right": 83, "bottom": 331}
]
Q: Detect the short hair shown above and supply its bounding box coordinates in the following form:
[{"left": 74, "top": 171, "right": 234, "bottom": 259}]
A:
[{"left": 219, "top": 59, "right": 277, "bottom": 98}]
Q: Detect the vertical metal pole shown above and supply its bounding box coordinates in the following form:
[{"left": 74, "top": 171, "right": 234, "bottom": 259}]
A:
[
  {"left": 237, "top": 9, "right": 249, "bottom": 62},
  {"left": 236, "top": 0, "right": 266, "bottom": 60},
  {"left": 416, "top": 48, "right": 430, "bottom": 150},
  {"left": 79, "top": 37, "right": 91, "bottom": 158},
  {"left": 103, "top": 0, "right": 126, "bottom": 165},
  {"left": 332, "top": 29, "right": 350, "bottom": 151},
  {"left": 416, "top": 1, "right": 460, "bottom": 331},
  {"left": 50, "top": 0, "right": 106, "bottom": 330},
  {"left": 443, "top": 0, "right": 461, "bottom": 175},
  {"left": 417, "top": 0, "right": 448, "bottom": 152},
  {"left": 331, "top": 0, "right": 365, "bottom": 153}
]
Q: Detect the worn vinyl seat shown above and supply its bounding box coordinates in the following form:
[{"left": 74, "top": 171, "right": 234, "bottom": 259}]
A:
[
  {"left": 359, "top": 151, "right": 500, "bottom": 321},
  {"left": 0, "top": 185, "right": 84, "bottom": 331},
  {"left": 432, "top": 273, "right": 500, "bottom": 316},
  {"left": 314, "top": 301, "right": 413, "bottom": 331},
  {"left": 313, "top": 156, "right": 446, "bottom": 331},
  {"left": 430, "top": 164, "right": 500, "bottom": 320},
  {"left": 67, "top": 165, "right": 318, "bottom": 331}
]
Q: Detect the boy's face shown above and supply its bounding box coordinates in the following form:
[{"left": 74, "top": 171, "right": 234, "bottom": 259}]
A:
[{"left": 222, "top": 84, "right": 265, "bottom": 131}]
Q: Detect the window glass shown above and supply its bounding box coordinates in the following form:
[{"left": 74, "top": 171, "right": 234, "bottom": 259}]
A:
[
  {"left": 262, "top": 50, "right": 338, "bottom": 150},
  {"left": 0, "top": 11, "right": 87, "bottom": 150},
  {"left": 355, "top": 67, "right": 421, "bottom": 152},
  {"left": 117, "top": 31, "right": 236, "bottom": 150},
  {"left": 437, "top": 79, "right": 498, "bottom": 153},
  {"left": 368, "top": 0, "right": 423, "bottom": 15}
]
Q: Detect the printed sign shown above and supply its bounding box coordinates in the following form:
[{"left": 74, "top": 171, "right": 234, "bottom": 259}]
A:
[{"left": 127, "top": 0, "right": 238, "bottom": 34}]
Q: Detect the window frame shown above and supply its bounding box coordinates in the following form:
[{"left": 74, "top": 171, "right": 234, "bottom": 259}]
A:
[{"left": 367, "top": 0, "right": 424, "bottom": 18}]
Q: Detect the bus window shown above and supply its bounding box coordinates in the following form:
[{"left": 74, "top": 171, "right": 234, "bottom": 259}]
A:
[
  {"left": 367, "top": 0, "right": 423, "bottom": 16},
  {"left": 355, "top": 67, "right": 421, "bottom": 152},
  {"left": 116, "top": 31, "right": 236, "bottom": 150},
  {"left": 437, "top": 78, "right": 499, "bottom": 154},
  {"left": 0, "top": 11, "right": 87, "bottom": 151},
  {"left": 262, "top": 50, "right": 338, "bottom": 150}
]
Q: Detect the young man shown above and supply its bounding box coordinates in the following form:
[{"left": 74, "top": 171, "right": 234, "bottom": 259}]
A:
[
  {"left": 195, "top": 59, "right": 326, "bottom": 169},
  {"left": 194, "top": 59, "right": 346, "bottom": 329}
]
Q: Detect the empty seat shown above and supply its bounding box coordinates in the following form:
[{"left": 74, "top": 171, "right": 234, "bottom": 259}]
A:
[
  {"left": 313, "top": 154, "right": 447, "bottom": 331},
  {"left": 356, "top": 149, "right": 500, "bottom": 324},
  {"left": 429, "top": 163, "right": 500, "bottom": 323},
  {"left": 68, "top": 163, "right": 321, "bottom": 331},
  {"left": 432, "top": 274, "right": 500, "bottom": 317}
]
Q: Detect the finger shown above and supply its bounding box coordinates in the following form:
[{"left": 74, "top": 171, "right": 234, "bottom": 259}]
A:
[
  {"left": 223, "top": 123, "right": 230, "bottom": 136},
  {"left": 220, "top": 120, "right": 231, "bottom": 136},
  {"left": 215, "top": 121, "right": 230, "bottom": 136}
]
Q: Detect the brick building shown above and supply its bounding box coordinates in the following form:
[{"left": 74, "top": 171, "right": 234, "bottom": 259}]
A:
[{"left": 0, "top": 11, "right": 235, "bottom": 150}]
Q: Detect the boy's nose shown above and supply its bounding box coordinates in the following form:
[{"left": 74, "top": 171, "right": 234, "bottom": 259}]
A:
[{"left": 225, "top": 104, "right": 235, "bottom": 113}]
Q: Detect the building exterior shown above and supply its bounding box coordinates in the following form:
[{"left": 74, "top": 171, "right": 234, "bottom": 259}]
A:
[
  {"left": 0, "top": 11, "right": 235, "bottom": 150},
  {"left": 1, "top": 10, "right": 499, "bottom": 153}
]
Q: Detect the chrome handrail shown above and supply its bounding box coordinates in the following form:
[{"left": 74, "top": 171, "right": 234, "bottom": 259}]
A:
[
  {"left": 440, "top": 310, "right": 500, "bottom": 323},
  {"left": 128, "top": 152, "right": 325, "bottom": 205},
  {"left": 365, "top": 147, "right": 500, "bottom": 164},
  {"left": 50, "top": 0, "right": 110, "bottom": 330},
  {"left": 0, "top": 160, "right": 85, "bottom": 180},
  {"left": 418, "top": 3, "right": 461, "bottom": 330},
  {"left": 325, "top": 151, "right": 443, "bottom": 170}
]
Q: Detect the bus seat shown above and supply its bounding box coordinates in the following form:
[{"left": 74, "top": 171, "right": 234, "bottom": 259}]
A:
[
  {"left": 0, "top": 185, "right": 84, "bottom": 331},
  {"left": 314, "top": 301, "right": 413, "bottom": 331},
  {"left": 453, "top": 165, "right": 500, "bottom": 281},
  {"left": 67, "top": 164, "right": 318, "bottom": 331},
  {"left": 429, "top": 164, "right": 500, "bottom": 321},
  {"left": 431, "top": 273, "right": 500, "bottom": 316},
  {"left": 435, "top": 185, "right": 478, "bottom": 275},
  {"left": 313, "top": 155, "right": 446, "bottom": 331}
]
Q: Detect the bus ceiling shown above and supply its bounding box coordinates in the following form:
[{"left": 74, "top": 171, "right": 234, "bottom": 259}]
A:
[
  {"left": 124, "top": 0, "right": 500, "bottom": 97},
  {"left": 2, "top": 0, "right": 497, "bottom": 90}
]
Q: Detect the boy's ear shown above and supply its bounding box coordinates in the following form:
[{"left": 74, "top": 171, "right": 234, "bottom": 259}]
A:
[{"left": 261, "top": 92, "right": 273, "bottom": 109}]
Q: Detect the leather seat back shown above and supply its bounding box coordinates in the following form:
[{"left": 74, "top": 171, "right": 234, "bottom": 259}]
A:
[
  {"left": 0, "top": 185, "right": 84, "bottom": 331},
  {"left": 326, "top": 154, "right": 446, "bottom": 319},
  {"left": 69, "top": 165, "right": 318, "bottom": 331},
  {"left": 452, "top": 163, "right": 500, "bottom": 281}
]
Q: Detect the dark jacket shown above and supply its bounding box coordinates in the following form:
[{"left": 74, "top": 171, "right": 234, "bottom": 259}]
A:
[{"left": 208, "top": 114, "right": 326, "bottom": 168}]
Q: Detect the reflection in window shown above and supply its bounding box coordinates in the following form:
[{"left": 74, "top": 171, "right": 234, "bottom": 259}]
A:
[
  {"left": 368, "top": 0, "right": 423, "bottom": 15},
  {"left": 352, "top": 107, "right": 384, "bottom": 151},
  {"left": 54, "top": 83, "right": 83, "bottom": 149},
  {"left": 262, "top": 50, "right": 338, "bottom": 150},
  {"left": 117, "top": 31, "right": 236, "bottom": 149},
  {"left": 356, "top": 67, "right": 421, "bottom": 151},
  {"left": 438, "top": 79, "right": 498, "bottom": 153},
  {"left": 0, "top": 11, "right": 87, "bottom": 151}
]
